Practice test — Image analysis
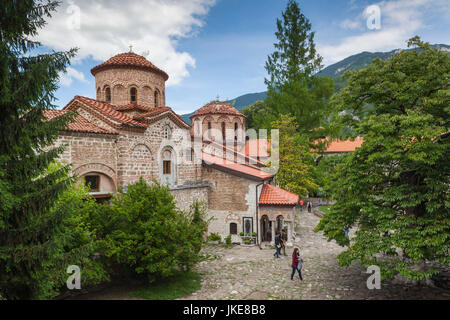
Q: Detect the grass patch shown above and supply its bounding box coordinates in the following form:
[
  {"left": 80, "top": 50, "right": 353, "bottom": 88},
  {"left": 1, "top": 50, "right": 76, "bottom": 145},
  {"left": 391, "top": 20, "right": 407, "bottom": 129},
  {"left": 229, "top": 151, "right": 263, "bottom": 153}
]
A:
[
  {"left": 129, "top": 271, "right": 202, "bottom": 300},
  {"left": 319, "top": 205, "right": 331, "bottom": 214}
]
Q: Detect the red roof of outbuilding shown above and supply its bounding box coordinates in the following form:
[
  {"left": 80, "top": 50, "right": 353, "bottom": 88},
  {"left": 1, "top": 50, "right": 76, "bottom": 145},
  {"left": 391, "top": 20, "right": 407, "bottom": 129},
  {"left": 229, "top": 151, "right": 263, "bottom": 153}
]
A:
[
  {"left": 259, "top": 184, "right": 299, "bottom": 206},
  {"left": 90, "top": 52, "right": 169, "bottom": 80},
  {"left": 44, "top": 110, "right": 118, "bottom": 135},
  {"left": 190, "top": 101, "right": 245, "bottom": 119},
  {"left": 323, "top": 137, "right": 364, "bottom": 153}
]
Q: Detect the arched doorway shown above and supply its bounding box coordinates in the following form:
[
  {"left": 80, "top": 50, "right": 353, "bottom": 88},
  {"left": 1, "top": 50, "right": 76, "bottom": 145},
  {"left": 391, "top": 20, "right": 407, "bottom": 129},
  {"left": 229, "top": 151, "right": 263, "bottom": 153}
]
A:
[
  {"left": 276, "top": 215, "right": 284, "bottom": 233},
  {"left": 261, "top": 215, "right": 272, "bottom": 242}
]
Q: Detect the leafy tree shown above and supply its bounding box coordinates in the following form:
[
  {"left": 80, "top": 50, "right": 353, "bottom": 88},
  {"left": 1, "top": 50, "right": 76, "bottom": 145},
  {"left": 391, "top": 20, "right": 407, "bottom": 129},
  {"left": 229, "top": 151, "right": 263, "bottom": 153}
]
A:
[
  {"left": 270, "top": 115, "right": 317, "bottom": 197},
  {"left": 262, "top": 0, "right": 334, "bottom": 141},
  {"left": 241, "top": 100, "right": 270, "bottom": 130},
  {"left": 98, "top": 179, "right": 208, "bottom": 283},
  {"left": 315, "top": 37, "right": 450, "bottom": 281},
  {"left": 313, "top": 153, "right": 347, "bottom": 198},
  {"left": 0, "top": 1, "right": 77, "bottom": 299}
]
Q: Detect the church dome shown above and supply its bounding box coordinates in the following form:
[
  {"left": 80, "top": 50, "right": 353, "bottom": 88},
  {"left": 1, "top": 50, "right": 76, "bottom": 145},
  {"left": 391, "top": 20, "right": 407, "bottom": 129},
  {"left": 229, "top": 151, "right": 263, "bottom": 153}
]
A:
[
  {"left": 190, "top": 101, "right": 245, "bottom": 119},
  {"left": 91, "top": 52, "right": 169, "bottom": 81}
]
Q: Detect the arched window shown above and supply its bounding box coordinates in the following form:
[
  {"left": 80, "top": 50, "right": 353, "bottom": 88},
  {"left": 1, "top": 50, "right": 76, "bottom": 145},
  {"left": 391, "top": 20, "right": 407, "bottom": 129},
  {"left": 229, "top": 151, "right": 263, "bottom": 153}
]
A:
[
  {"left": 130, "top": 88, "right": 137, "bottom": 103},
  {"left": 163, "top": 150, "right": 172, "bottom": 175},
  {"left": 105, "top": 87, "right": 111, "bottom": 103},
  {"left": 85, "top": 175, "right": 100, "bottom": 192},
  {"left": 207, "top": 122, "right": 212, "bottom": 139},
  {"left": 186, "top": 148, "right": 194, "bottom": 162},
  {"left": 154, "top": 90, "right": 159, "bottom": 107},
  {"left": 221, "top": 122, "right": 226, "bottom": 141},
  {"left": 230, "top": 223, "right": 237, "bottom": 235},
  {"left": 163, "top": 126, "right": 171, "bottom": 140}
]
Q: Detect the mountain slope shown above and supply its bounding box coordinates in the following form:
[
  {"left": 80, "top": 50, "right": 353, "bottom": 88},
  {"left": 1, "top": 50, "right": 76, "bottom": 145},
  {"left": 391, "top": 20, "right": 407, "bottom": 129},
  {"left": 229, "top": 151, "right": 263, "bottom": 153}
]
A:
[{"left": 181, "top": 44, "right": 450, "bottom": 123}]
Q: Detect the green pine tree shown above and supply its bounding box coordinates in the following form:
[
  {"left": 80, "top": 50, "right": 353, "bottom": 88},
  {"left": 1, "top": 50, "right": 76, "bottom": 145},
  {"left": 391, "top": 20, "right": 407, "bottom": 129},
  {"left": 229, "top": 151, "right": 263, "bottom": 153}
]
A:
[
  {"left": 261, "top": 0, "right": 334, "bottom": 144},
  {"left": 0, "top": 0, "right": 77, "bottom": 299}
]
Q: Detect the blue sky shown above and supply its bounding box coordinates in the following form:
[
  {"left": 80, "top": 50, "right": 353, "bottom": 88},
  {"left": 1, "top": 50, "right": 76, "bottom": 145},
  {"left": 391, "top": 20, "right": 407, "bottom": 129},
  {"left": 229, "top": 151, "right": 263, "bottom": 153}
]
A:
[{"left": 37, "top": 0, "right": 450, "bottom": 114}]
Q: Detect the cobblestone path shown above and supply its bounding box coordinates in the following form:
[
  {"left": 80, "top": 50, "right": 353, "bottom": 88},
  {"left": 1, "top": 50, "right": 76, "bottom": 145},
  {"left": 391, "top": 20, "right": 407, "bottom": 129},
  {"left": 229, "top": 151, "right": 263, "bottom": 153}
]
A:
[{"left": 179, "top": 210, "right": 450, "bottom": 300}]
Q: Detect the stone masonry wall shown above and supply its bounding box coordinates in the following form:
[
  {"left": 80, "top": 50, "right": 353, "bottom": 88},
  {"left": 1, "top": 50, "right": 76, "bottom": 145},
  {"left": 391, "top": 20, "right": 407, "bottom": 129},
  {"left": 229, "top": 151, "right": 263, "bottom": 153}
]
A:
[
  {"left": 95, "top": 68, "right": 166, "bottom": 107},
  {"left": 54, "top": 132, "right": 118, "bottom": 188},
  {"left": 201, "top": 166, "right": 259, "bottom": 241},
  {"left": 169, "top": 185, "right": 210, "bottom": 212}
]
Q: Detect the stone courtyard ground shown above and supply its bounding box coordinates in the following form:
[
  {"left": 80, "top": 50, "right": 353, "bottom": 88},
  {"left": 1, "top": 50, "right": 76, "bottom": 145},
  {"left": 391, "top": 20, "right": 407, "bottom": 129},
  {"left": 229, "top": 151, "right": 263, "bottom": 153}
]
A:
[
  {"left": 71, "top": 209, "right": 449, "bottom": 300},
  {"left": 179, "top": 210, "right": 450, "bottom": 300}
]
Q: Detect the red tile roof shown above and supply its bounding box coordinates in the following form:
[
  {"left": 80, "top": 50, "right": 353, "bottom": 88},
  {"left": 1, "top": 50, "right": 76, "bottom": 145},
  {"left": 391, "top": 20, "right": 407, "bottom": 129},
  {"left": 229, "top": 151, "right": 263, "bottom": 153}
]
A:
[
  {"left": 190, "top": 101, "right": 245, "bottom": 119},
  {"left": 259, "top": 184, "right": 299, "bottom": 206},
  {"left": 132, "top": 107, "right": 172, "bottom": 119},
  {"left": 243, "top": 139, "right": 271, "bottom": 158},
  {"left": 112, "top": 103, "right": 153, "bottom": 112},
  {"left": 44, "top": 110, "right": 118, "bottom": 135},
  {"left": 323, "top": 137, "right": 364, "bottom": 153},
  {"left": 202, "top": 152, "right": 274, "bottom": 181},
  {"left": 65, "top": 96, "right": 147, "bottom": 129},
  {"left": 91, "top": 52, "right": 169, "bottom": 80}
]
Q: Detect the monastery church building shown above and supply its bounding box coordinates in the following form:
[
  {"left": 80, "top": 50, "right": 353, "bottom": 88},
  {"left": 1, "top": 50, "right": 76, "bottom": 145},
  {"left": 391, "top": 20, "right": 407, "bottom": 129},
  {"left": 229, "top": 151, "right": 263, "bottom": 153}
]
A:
[{"left": 47, "top": 51, "right": 300, "bottom": 246}]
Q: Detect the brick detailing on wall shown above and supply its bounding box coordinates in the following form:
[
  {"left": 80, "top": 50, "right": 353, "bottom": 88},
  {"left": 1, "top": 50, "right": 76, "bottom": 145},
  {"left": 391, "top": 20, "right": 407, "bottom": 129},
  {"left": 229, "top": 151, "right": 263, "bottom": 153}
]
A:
[{"left": 94, "top": 68, "right": 166, "bottom": 107}]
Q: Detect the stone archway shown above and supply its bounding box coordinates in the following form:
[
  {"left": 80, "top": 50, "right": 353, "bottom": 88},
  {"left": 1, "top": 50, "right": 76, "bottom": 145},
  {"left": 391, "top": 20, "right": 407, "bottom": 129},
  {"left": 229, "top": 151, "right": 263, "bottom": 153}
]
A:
[
  {"left": 276, "top": 215, "right": 284, "bottom": 233},
  {"left": 73, "top": 163, "right": 117, "bottom": 194},
  {"left": 261, "top": 215, "right": 272, "bottom": 242}
]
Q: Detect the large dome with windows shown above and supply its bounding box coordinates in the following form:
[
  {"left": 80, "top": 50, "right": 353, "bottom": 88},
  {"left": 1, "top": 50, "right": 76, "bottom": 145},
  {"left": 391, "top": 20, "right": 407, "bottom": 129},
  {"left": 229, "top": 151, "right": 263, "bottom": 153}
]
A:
[
  {"left": 92, "top": 51, "right": 167, "bottom": 107},
  {"left": 91, "top": 52, "right": 169, "bottom": 80}
]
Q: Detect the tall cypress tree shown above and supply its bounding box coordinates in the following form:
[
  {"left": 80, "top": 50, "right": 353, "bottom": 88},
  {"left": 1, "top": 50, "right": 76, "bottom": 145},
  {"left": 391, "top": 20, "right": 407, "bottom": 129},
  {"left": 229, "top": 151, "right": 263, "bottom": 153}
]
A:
[
  {"left": 0, "top": 0, "right": 76, "bottom": 299},
  {"left": 262, "top": 0, "right": 334, "bottom": 144}
]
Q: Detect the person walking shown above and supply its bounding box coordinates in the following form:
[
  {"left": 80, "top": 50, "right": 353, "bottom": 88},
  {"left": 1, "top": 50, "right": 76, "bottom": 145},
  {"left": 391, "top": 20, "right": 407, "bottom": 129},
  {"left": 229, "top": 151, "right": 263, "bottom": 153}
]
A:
[
  {"left": 273, "top": 232, "right": 281, "bottom": 258},
  {"left": 291, "top": 248, "right": 303, "bottom": 281},
  {"left": 300, "top": 200, "right": 304, "bottom": 212}
]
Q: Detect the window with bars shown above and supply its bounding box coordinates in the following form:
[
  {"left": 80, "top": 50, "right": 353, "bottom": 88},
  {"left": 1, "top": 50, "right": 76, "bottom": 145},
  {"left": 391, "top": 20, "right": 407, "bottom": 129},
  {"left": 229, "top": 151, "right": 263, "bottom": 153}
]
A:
[
  {"left": 163, "top": 160, "right": 171, "bottom": 174},
  {"left": 130, "top": 88, "right": 137, "bottom": 102},
  {"left": 85, "top": 175, "right": 100, "bottom": 192},
  {"left": 105, "top": 87, "right": 111, "bottom": 102}
]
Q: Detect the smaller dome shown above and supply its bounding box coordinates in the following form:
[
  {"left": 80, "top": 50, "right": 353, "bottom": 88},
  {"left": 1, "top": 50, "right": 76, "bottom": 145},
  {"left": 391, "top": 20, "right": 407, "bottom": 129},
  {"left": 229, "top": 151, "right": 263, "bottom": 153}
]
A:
[
  {"left": 190, "top": 101, "right": 245, "bottom": 119},
  {"left": 91, "top": 52, "right": 169, "bottom": 80}
]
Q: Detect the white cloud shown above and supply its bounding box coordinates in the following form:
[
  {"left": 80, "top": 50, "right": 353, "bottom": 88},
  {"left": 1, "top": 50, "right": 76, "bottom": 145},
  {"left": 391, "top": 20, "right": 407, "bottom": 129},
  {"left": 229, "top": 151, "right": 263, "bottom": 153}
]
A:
[
  {"left": 340, "top": 18, "right": 363, "bottom": 30},
  {"left": 36, "top": 0, "right": 215, "bottom": 86},
  {"left": 319, "top": 0, "right": 450, "bottom": 65},
  {"left": 59, "top": 67, "right": 88, "bottom": 86}
]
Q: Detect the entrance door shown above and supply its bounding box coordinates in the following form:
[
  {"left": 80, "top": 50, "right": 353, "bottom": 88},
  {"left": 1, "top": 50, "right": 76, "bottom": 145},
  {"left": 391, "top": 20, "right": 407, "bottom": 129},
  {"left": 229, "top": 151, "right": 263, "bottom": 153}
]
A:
[
  {"left": 276, "top": 215, "right": 284, "bottom": 233},
  {"left": 261, "top": 216, "right": 272, "bottom": 242}
]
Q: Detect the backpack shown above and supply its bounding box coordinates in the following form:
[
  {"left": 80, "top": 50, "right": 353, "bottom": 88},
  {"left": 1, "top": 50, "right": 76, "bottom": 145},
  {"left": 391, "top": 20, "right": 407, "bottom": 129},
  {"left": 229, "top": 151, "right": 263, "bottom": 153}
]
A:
[{"left": 297, "top": 255, "right": 304, "bottom": 271}]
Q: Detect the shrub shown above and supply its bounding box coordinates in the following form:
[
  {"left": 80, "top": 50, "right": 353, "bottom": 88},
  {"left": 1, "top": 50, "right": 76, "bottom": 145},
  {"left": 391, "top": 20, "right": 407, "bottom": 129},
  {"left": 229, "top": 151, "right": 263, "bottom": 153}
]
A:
[
  {"left": 207, "top": 233, "right": 221, "bottom": 242},
  {"left": 252, "top": 232, "right": 257, "bottom": 237},
  {"left": 239, "top": 232, "right": 244, "bottom": 236},
  {"left": 98, "top": 178, "right": 207, "bottom": 282},
  {"left": 225, "top": 235, "right": 232, "bottom": 246}
]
